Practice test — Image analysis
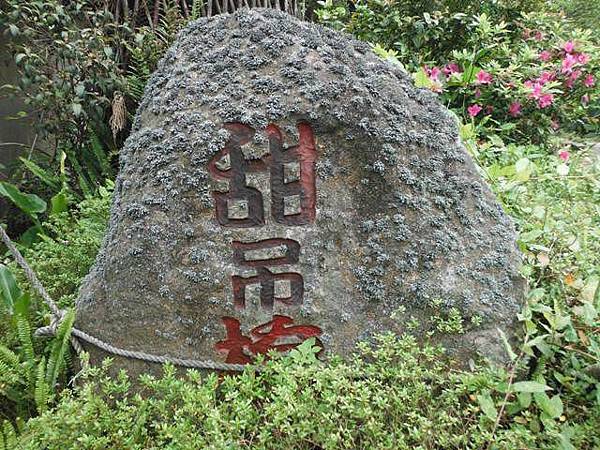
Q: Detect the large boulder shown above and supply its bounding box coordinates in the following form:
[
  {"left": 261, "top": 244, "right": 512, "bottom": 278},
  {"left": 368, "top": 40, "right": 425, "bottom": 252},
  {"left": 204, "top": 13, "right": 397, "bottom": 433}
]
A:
[{"left": 76, "top": 9, "right": 524, "bottom": 375}]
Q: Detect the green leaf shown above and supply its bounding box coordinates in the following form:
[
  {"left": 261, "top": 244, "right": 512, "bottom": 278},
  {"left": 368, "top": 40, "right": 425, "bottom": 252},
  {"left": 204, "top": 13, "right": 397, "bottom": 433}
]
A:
[
  {"left": 534, "top": 392, "right": 563, "bottom": 419},
  {"left": 517, "top": 392, "right": 532, "bottom": 408},
  {"left": 519, "top": 229, "right": 543, "bottom": 243},
  {"left": 558, "top": 427, "right": 576, "bottom": 450},
  {"left": 512, "top": 381, "right": 552, "bottom": 393},
  {"left": 18, "top": 225, "right": 43, "bottom": 248},
  {"left": 19, "top": 157, "right": 60, "bottom": 191},
  {"left": 414, "top": 68, "right": 433, "bottom": 89},
  {"left": 35, "top": 356, "right": 50, "bottom": 414},
  {"left": 497, "top": 328, "right": 517, "bottom": 362},
  {"left": 74, "top": 83, "right": 85, "bottom": 97},
  {"left": 462, "top": 64, "right": 479, "bottom": 84},
  {"left": 514, "top": 157, "right": 532, "bottom": 182},
  {"left": 13, "top": 292, "right": 30, "bottom": 319},
  {"left": 0, "top": 181, "right": 47, "bottom": 217},
  {"left": 477, "top": 391, "right": 498, "bottom": 421},
  {"left": 71, "top": 103, "right": 82, "bottom": 116},
  {"left": 50, "top": 190, "right": 68, "bottom": 216},
  {"left": 0, "top": 264, "right": 21, "bottom": 314}
]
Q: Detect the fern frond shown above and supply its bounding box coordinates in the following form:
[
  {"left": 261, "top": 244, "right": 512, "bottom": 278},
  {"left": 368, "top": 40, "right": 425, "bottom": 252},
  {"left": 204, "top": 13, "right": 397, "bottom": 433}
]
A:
[
  {"left": 191, "top": 0, "right": 205, "bottom": 19},
  {"left": 0, "top": 359, "right": 22, "bottom": 393},
  {"left": 0, "top": 345, "right": 21, "bottom": 372},
  {"left": 89, "top": 131, "right": 113, "bottom": 179},
  {"left": 1, "top": 421, "right": 17, "bottom": 450},
  {"left": 14, "top": 314, "right": 35, "bottom": 389},
  {"left": 34, "top": 356, "right": 49, "bottom": 414},
  {"left": 45, "top": 309, "right": 75, "bottom": 392},
  {"left": 159, "top": 0, "right": 185, "bottom": 38}
]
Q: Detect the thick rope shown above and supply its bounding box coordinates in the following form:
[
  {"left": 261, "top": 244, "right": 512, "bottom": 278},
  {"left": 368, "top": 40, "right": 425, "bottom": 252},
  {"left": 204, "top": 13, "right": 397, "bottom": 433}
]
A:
[{"left": 1, "top": 225, "right": 248, "bottom": 372}]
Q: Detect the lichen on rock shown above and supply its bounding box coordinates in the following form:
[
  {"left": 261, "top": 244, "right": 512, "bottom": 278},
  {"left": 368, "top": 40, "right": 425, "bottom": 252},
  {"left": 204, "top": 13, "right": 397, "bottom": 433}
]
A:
[{"left": 76, "top": 8, "right": 525, "bottom": 375}]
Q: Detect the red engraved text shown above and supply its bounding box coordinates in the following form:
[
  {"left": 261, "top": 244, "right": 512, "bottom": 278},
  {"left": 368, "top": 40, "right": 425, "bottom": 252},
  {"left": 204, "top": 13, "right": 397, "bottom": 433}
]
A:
[
  {"left": 207, "top": 122, "right": 317, "bottom": 227},
  {"left": 215, "top": 315, "right": 323, "bottom": 364}
]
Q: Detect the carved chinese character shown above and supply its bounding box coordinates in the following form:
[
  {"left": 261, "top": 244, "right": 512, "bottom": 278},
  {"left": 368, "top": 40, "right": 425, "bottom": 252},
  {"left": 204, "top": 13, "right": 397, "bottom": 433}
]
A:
[
  {"left": 267, "top": 122, "right": 317, "bottom": 225},
  {"left": 215, "top": 315, "right": 323, "bottom": 364},
  {"left": 207, "top": 123, "right": 267, "bottom": 227},
  {"left": 232, "top": 239, "right": 303, "bottom": 311},
  {"left": 207, "top": 122, "right": 317, "bottom": 227}
]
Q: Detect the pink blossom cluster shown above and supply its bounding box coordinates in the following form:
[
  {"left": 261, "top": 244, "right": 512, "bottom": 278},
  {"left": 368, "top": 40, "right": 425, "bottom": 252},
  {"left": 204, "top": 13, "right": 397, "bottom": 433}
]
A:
[
  {"left": 424, "top": 64, "right": 463, "bottom": 93},
  {"left": 424, "top": 34, "right": 596, "bottom": 122},
  {"left": 469, "top": 38, "right": 596, "bottom": 118}
]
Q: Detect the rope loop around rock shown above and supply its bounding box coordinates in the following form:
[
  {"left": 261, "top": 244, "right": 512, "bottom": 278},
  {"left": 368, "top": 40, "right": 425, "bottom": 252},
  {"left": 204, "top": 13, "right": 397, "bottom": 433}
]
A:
[
  {"left": 33, "top": 308, "right": 67, "bottom": 338},
  {"left": 1, "top": 225, "right": 248, "bottom": 372}
]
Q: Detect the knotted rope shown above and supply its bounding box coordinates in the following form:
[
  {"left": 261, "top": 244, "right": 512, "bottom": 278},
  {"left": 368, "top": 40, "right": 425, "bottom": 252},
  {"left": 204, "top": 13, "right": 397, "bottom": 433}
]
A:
[{"left": 1, "top": 225, "right": 248, "bottom": 372}]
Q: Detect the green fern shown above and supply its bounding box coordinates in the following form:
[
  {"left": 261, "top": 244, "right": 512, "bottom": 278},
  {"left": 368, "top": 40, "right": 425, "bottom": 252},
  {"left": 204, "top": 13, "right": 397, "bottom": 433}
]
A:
[
  {"left": 191, "top": 0, "right": 205, "bottom": 19},
  {"left": 14, "top": 314, "right": 35, "bottom": 389},
  {"left": 89, "top": 132, "right": 114, "bottom": 179},
  {"left": 45, "top": 309, "right": 75, "bottom": 393},
  {"left": 35, "top": 356, "right": 50, "bottom": 414},
  {"left": 0, "top": 345, "right": 20, "bottom": 371},
  {"left": 0, "top": 421, "right": 16, "bottom": 450}
]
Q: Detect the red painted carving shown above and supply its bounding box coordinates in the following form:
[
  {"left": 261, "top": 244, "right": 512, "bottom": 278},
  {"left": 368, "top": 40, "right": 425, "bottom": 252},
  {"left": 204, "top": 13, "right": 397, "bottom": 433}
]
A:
[
  {"left": 207, "top": 122, "right": 317, "bottom": 227},
  {"left": 207, "top": 123, "right": 267, "bottom": 227},
  {"left": 267, "top": 122, "right": 317, "bottom": 226},
  {"left": 208, "top": 121, "right": 323, "bottom": 363},
  {"left": 215, "top": 315, "right": 323, "bottom": 364},
  {"left": 232, "top": 239, "right": 303, "bottom": 311}
]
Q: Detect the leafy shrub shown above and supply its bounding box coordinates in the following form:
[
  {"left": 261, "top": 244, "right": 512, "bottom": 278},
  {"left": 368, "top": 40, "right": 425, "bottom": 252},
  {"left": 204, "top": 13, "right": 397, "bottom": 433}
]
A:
[
  {"left": 0, "top": 183, "right": 111, "bottom": 423},
  {"left": 317, "top": 0, "right": 543, "bottom": 65},
  {"left": 317, "top": 2, "right": 599, "bottom": 144},
  {"left": 12, "top": 182, "right": 113, "bottom": 308},
  {"left": 0, "top": 1, "right": 128, "bottom": 186},
  {"left": 6, "top": 334, "right": 599, "bottom": 449},
  {"left": 0, "top": 1, "right": 190, "bottom": 198}
]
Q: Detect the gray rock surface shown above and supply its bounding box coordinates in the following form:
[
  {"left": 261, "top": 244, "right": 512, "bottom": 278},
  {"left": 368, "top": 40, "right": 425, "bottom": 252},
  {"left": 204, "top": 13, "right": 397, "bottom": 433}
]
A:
[{"left": 76, "top": 8, "right": 525, "bottom": 374}]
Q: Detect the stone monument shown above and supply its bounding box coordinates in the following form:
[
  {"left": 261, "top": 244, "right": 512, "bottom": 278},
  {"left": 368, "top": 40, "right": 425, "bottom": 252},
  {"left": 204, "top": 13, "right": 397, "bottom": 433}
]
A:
[{"left": 76, "top": 9, "right": 525, "bottom": 374}]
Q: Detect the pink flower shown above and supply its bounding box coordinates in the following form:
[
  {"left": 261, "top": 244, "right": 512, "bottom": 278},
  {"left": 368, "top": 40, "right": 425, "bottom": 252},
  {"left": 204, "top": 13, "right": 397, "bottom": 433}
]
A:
[
  {"left": 524, "top": 80, "right": 534, "bottom": 88},
  {"left": 508, "top": 101, "right": 522, "bottom": 117},
  {"left": 561, "top": 54, "right": 577, "bottom": 73},
  {"left": 534, "top": 31, "right": 544, "bottom": 41},
  {"left": 563, "top": 41, "right": 575, "bottom": 53},
  {"left": 443, "top": 63, "right": 461, "bottom": 76},
  {"left": 428, "top": 66, "right": 441, "bottom": 80},
  {"left": 584, "top": 74, "right": 595, "bottom": 87},
  {"left": 566, "top": 70, "right": 582, "bottom": 89},
  {"left": 582, "top": 94, "right": 590, "bottom": 105},
  {"left": 539, "top": 50, "right": 552, "bottom": 62},
  {"left": 559, "top": 150, "right": 570, "bottom": 162},
  {"left": 467, "top": 104, "right": 482, "bottom": 117},
  {"left": 576, "top": 53, "right": 590, "bottom": 64},
  {"left": 476, "top": 70, "right": 493, "bottom": 84},
  {"left": 529, "top": 83, "right": 543, "bottom": 99},
  {"left": 538, "top": 93, "right": 554, "bottom": 108},
  {"left": 538, "top": 71, "right": 555, "bottom": 84}
]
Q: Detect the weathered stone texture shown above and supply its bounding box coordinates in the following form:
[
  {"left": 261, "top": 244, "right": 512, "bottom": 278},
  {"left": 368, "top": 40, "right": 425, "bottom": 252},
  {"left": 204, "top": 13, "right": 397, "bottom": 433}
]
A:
[{"left": 76, "top": 9, "right": 525, "bottom": 373}]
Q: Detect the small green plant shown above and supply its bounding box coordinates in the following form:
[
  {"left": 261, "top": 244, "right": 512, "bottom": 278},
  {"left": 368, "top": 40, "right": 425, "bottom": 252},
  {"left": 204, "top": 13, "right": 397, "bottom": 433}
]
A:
[{"left": 0, "top": 265, "right": 76, "bottom": 420}]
